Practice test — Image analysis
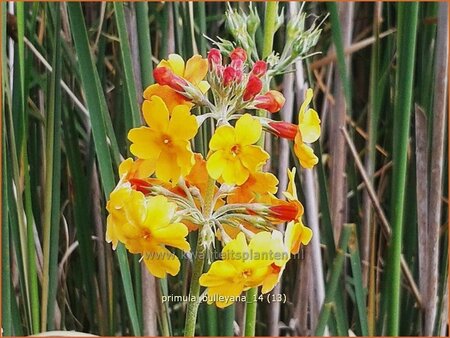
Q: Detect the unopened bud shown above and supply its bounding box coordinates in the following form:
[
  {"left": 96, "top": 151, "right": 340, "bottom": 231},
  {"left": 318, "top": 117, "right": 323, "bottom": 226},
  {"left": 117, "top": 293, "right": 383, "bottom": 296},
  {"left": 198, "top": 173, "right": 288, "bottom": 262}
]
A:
[
  {"left": 269, "top": 121, "right": 298, "bottom": 140},
  {"left": 243, "top": 75, "right": 262, "bottom": 101},
  {"left": 269, "top": 202, "right": 300, "bottom": 222},
  {"left": 251, "top": 61, "right": 267, "bottom": 77},
  {"left": 254, "top": 90, "right": 286, "bottom": 113},
  {"left": 153, "top": 67, "right": 187, "bottom": 92},
  {"left": 230, "top": 47, "right": 247, "bottom": 62},
  {"left": 223, "top": 66, "right": 237, "bottom": 87},
  {"left": 208, "top": 48, "right": 222, "bottom": 68}
]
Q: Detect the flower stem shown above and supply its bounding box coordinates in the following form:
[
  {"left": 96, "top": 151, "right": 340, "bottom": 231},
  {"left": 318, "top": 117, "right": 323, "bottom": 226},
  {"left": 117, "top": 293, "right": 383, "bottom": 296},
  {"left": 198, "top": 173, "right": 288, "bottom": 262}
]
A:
[
  {"left": 244, "top": 287, "right": 258, "bottom": 336},
  {"left": 184, "top": 177, "right": 216, "bottom": 336}
]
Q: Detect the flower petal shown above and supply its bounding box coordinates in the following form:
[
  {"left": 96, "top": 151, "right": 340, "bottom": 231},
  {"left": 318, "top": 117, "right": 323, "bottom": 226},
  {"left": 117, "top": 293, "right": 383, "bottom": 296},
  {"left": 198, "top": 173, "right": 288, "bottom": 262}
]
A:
[
  {"left": 239, "top": 145, "right": 269, "bottom": 172},
  {"left": 142, "top": 96, "right": 169, "bottom": 131},
  {"left": 155, "top": 150, "right": 182, "bottom": 183},
  {"left": 159, "top": 54, "right": 185, "bottom": 77},
  {"left": 197, "top": 80, "right": 210, "bottom": 93},
  {"left": 128, "top": 127, "right": 162, "bottom": 160},
  {"left": 143, "top": 84, "right": 193, "bottom": 112},
  {"left": 222, "top": 158, "right": 249, "bottom": 185},
  {"left": 299, "top": 108, "right": 321, "bottom": 143},
  {"left": 168, "top": 105, "right": 198, "bottom": 141},
  {"left": 206, "top": 150, "right": 226, "bottom": 179},
  {"left": 184, "top": 55, "right": 208, "bottom": 84},
  {"left": 235, "top": 114, "right": 261, "bottom": 145},
  {"left": 152, "top": 222, "right": 190, "bottom": 251},
  {"left": 143, "top": 246, "right": 181, "bottom": 278},
  {"left": 293, "top": 138, "right": 318, "bottom": 169},
  {"left": 209, "top": 125, "right": 236, "bottom": 151}
]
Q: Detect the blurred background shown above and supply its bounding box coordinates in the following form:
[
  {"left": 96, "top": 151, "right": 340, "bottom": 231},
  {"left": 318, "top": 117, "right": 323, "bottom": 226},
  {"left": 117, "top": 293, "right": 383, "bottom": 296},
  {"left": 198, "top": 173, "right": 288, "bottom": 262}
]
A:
[{"left": 2, "top": 2, "right": 448, "bottom": 336}]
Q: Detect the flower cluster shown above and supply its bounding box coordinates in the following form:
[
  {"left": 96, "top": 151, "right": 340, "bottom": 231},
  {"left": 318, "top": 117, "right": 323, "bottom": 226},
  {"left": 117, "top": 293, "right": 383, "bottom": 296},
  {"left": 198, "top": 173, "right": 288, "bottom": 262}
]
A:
[{"left": 106, "top": 46, "right": 321, "bottom": 306}]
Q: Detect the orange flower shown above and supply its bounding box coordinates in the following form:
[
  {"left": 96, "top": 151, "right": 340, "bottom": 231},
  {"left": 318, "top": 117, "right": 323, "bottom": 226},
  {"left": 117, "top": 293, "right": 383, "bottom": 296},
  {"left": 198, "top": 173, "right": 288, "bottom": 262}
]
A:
[{"left": 228, "top": 171, "right": 278, "bottom": 204}]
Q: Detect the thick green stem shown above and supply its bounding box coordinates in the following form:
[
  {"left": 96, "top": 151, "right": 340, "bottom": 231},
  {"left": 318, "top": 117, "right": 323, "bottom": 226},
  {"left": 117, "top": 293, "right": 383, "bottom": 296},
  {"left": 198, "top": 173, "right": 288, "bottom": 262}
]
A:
[
  {"left": 262, "top": 2, "right": 279, "bottom": 59},
  {"left": 184, "top": 177, "right": 216, "bottom": 336},
  {"left": 386, "top": 3, "right": 419, "bottom": 335},
  {"left": 244, "top": 287, "right": 258, "bottom": 336}
]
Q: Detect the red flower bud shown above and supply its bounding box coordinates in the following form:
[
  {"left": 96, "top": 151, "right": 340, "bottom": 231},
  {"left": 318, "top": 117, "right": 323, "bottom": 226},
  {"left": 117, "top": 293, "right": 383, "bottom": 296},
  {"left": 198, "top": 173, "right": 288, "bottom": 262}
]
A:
[
  {"left": 208, "top": 48, "right": 222, "bottom": 68},
  {"left": 230, "top": 47, "right": 247, "bottom": 62},
  {"left": 269, "top": 202, "right": 300, "bottom": 222},
  {"left": 153, "top": 67, "right": 187, "bottom": 92},
  {"left": 222, "top": 66, "right": 236, "bottom": 87},
  {"left": 254, "top": 90, "right": 286, "bottom": 113},
  {"left": 269, "top": 121, "right": 298, "bottom": 140},
  {"left": 243, "top": 75, "right": 263, "bottom": 101},
  {"left": 230, "top": 58, "right": 244, "bottom": 72},
  {"left": 251, "top": 61, "right": 267, "bottom": 77}
]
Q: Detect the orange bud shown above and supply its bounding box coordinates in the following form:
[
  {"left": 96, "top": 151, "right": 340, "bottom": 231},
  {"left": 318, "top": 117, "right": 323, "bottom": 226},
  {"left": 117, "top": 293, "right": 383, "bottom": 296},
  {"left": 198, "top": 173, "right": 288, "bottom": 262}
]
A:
[
  {"left": 255, "top": 90, "right": 286, "bottom": 113},
  {"left": 269, "top": 202, "right": 300, "bottom": 222},
  {"left": 129, "top": 178, "right": 152, "bottom": 194},
  {"left": 153, "top": 67, "right": 187, "bottom": 92},
  {"left": 251, "top": 60, "right": 267, "bottom": 77},
  {"left": 269, "top": 121, "right": 298, "bottom": 140},
  {"left": 230, "top": 47, "right": 247, "bottom": 62},
  {"left": 243, "top": 74, "right": 263, "bottom": 101}
]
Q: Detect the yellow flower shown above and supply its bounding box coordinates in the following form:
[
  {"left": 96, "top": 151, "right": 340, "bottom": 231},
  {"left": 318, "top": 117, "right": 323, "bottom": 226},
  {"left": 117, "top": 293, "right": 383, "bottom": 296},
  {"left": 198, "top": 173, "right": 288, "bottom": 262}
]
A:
[
  {"left": 159, "top": 54, "right": 210, "bottom": 93},
  {"left": 128, "top": 96, "right": 198, "bottom": 183},
  {"left": 144, "top": 54, "right": 209, "bottom": 111},
  {"left": 285, "top": 219, "right": 312, "bottom": 255},
  {"left": 199, "top": 232, "right": 285, "bottom": 308},
  {"left": 106, "top": 185, "right": 190, "bottom": 278},
  {"left": 281, "top": 167, "right": 313, "bottom": 254},
  {"left": 143, "top": 84, "right": 193, "bottom": 114},
  {"left": 261, "top": 230, "right": 289, "bottom": 294},
  {"left": 294, "top": 88, "right": 321, "bottom": 169},
  {"left": 227, "top": 171, "right": 278, "bottom": 204},
  {"left": 119, "top": 157, "right": 155, "bottom": 181},
  {"left": 206, "top": 114, "right": 269, "bottom": 185}
]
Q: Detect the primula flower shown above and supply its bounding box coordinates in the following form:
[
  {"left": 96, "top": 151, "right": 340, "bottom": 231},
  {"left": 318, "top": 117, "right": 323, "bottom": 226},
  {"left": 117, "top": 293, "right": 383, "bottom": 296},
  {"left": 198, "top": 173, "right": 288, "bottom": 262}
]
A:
[
  {"left": 199, "top": 232, "right": 287, "bottom": 308},
  {"left": 206, "top": 114, "right": 269, "bottom": 185},
  {"left": 261, "top": 230, "right": 290, "bottom": 294},
  {"left": 143, "top": 54, "right": 209, "bottom": 111},
  {"left": 293, "top": 88, "right": 321, "bottom": 169},
  {"left": 128, "top": 96, "right": 198, "bottom": 183},
  {"left": 254, "top": 90, "right": 286, "bottom": 113},
  {"left": 157, "top": 54, "right": 210, "bottom": 93},
  {"left": 285, "top": 219, "right": 312, "bottom": 255},
  {"left": 106, "top": 186, "right": 190, "bottom": 278},
  {"left": 119, "top": 158, "right": 155, "bottom": 181},
  {"left": 228, "top": 171, "right": 278, "bottom": 204}
]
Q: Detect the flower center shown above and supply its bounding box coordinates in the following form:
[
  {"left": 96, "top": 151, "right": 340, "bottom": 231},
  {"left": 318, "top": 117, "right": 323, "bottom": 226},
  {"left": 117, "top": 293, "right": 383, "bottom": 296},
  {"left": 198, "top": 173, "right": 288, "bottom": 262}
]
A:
[
  {"left": 161, "top": 135, "right": 172, "bottom": 145},
  {"left": 142, "top": 230, "right": 151, "bottom": 240},
  {"left": 242, "top": 269, "right": 252, "bottom": 278},
  {"left": 230, "top": 144, "right": 240, "bottom": 156}
]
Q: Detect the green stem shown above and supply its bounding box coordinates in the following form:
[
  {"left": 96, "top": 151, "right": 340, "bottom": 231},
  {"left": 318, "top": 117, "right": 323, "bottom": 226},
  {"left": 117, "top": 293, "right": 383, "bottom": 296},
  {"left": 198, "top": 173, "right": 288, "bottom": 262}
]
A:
[
  {"left": 262, "top": 2, "right": 279, "bottom": 59},
  {"left": 315, "top": 224, "right": 354, "bottom": 335},
  {"left": 221, "top": 304, "right": 235, "bottom": 336},
  {"left": 244, "top": 287, "right": 258, "bottom": 336},
  {"left": 184, "top": 177, "right": 216, "bottom": 336},
  {"left": 386, "top": 3, "right": 419, "bottom": 335}
]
